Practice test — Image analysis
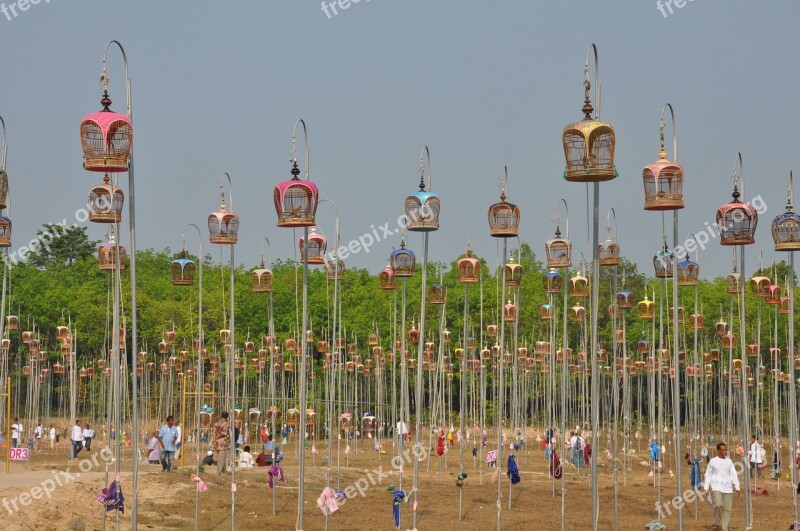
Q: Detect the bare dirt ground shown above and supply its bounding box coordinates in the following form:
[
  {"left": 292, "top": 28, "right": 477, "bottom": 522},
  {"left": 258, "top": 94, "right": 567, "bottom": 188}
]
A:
[{"left": 0, "top": 436, "right": 795, "bottom": 530}]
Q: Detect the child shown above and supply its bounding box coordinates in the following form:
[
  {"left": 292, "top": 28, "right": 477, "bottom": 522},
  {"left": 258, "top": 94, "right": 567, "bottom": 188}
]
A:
[{"left": 239, "top": 445, "right": 255, "bottom": 468}]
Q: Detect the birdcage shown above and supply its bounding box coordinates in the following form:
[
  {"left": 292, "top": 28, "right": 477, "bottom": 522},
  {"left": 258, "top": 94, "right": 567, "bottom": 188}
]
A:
[
  {"left": 408, "top": 322, "right": 420, "bottom": 345},
  {"left": 561, "top": 46, "right": 617, "bottom": 183},
  {"left": 545, "top": 227, "right": 572, "bottom": 268},
  {"left": 765, "top": 284, "right": 782, "bottom": 305},
  {"left": 390, "top": 240, "right": 415, "bottom": 277},
  {"left": 726, "top": 272, "right": 741, "bottom": 294},
  {"left": 208, "top": 198, "right": 239, "bottom": 245},
  {"left": 503, "top": 301, "right": 517, "bottom": 322},
  {"left": 163, "top": 330, "right": 176, "bottom": 345},
  {"left": 747, "top": 343, "right": 759, "bottom": 358},
  {"left": 653, "top": 246, "right": 673, "bottom": 278},
  {"left": 541, "top": 269, "right": 561, "bottom": 294},
  {"left": 251, "top": 263, "right": 273, "bottom": 293},
  {"left": 0, "top": 215, "right": 10, "bottom": 248},
  {"left": 598, "top": 229, "right": 620, "bottom": 266},
  {"left": 772, "top": 196, "right": 800, "bottom": 251},
  {"left": 638, "top": 339, "right": 651, "bottom": 354},
  {"left": 722, "top": 333, "right": 736, "bottom": 349},
  {"left": 608, "top": 304, "right": 621, "bottom": 320},
  {"left": 643, "top": 148, "right": 684, "bottom": 210},
  {"left": 488, "top": 186, "right": 520, "bottom": 238},
  {"left": 677, "top": 259, "right": 699, "bottom": 286},
  {"left": 616, "top": 290, "right": 634, "bottom": 310},
  {"left": 88, "top": 174, "right": 124, "bottom": 223},
  {"left": 570, "top": 273, "right": 588, "bottom": 298},
  {"left": 454, "top": 348, "right": 464, "bottom": 361},
  {"left": 325, "top": 259, "right": 345, "bottom": 281},
  {"left": 428, "top": 284, "right": 446, "bottom": 305},
  {"left": 710, "top": 349, "right": 721, "bottom": 361},
  {"left": 405, "top": 163, "right": 440, "bottom": 232},
  {"left": 670, "top": 307, "right": 685, "bottom": 325},
  {"left": 274, "top": 151, "right": 318, "bottom": 228},
  {"left": 458, "top": 248, "right": 480, "bottom": 284},
  {"left": 98, "top": 236, "right": 126, "bottom": 271},
  {"left": 716, "top": 184, "right": 757, "bottom": 246},
  {"left": 539, "top": 304, "right": 554, "bottom": 320},
  {"left": 780, "top": 296, "right": 791, "bottom": 315},
  {"left": 299, "top": 227, "right": 326, "bottom": 265},
  {"left": 379, "top": 263, "right": 397, "bottom": 290},
  {"left": 5, "top": 315, "right": 17, "bottom": 330},
  {"left": 749, "top": 274, "right": 771, "bottom": 297},
  {"left": 21, "top": 331, "right": 33, "bottom": 344},
  {"left": 569, "top": 305, "right": 586, "bottom": 322},
  {"left": 171, "top": 251, "right": 195, "bottom": 286},
  {"left": 80, "top": 90, "right": 133, "bottom": 172},
  {"left": 690, "top": 313, "right": 705, "bottom": 329},
  {"left": 504, "top": 257, "right": 523, "bottom": 287}
]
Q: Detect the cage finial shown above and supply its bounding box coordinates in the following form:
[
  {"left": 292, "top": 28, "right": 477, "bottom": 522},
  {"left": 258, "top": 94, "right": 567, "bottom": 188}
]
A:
[
  {"left": 582, "top": 63, "right": 593, "bottom": 119},
  {"left": 418, "top": 156, "right": 426, "bottom": 191},
  {"left": 787, "top": 171, "right": 794, "bottom": 212}
]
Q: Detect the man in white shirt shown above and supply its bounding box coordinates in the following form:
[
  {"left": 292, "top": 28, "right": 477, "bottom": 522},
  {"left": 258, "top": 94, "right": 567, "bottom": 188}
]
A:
[
  {"left": 49, "top": 424, "right": 56, "bottom": 450},
  {"left": 748, "top": 435, "right": 763, "bottom": 479},
  {"left": 703, "top": 442, "right": 741, "bottom": 531},
  {"left": 34, "top": 421, "right": 43, "bottom": 452},
  {"left": 83, "top": 424, "right": 94, "bottom": 451},
  {"left": 11, "top": 418, "right": 22, "bottom": 448},
  {"left": 71, "top": 420, "right": 84, "bottom": 459}
]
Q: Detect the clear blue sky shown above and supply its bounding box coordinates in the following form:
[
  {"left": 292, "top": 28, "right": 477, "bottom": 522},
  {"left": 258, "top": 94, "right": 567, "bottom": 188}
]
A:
[{"left": 0, "top": 0, "right": 796, "bottom": 279}]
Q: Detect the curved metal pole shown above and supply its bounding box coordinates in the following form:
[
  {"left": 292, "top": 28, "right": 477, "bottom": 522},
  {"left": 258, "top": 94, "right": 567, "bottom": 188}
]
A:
[
  {"left": 181, "top": 223, "right": 203, "bottom": 531},
  {"left": 585, "top": 43, "right": 600, "bottom": 120},
  {"left": 260, "top": 237, "right": 273, "bottom": 269},
  {"left": 420, "top": 146, "right": 432, "bottom": 190},
  {"left": 0, "top": 115, "right": 7, "bottom": 171},
  {"left": 0, "top": 116, "right": 8, "bottom": 455},
  {"left": 219, "top": 172, "right": 237, "bottom": 531},
  {"left": 102, "top": 40, "right": 137, "bottom": 531},
  {"left": 661, "top": 103, "right": 678, "bottom": 162},
  {"left": 290, "top": 120, "right": 311, "bottom": 531}
]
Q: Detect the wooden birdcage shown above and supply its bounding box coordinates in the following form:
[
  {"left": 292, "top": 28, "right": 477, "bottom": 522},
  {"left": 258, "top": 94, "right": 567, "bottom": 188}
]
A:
[
  {"left": 408, "top": 323, "right": 420, "bottom": 345},
  {"left": 283, "top": 337, "right": 296, "bottom": 351},
  {"left": 643, "top": 147, "right": 684, "bottom": 210},
  {"left": 715, "top": 320, "right": 728, "bottom": 337},
  {"left": 598, "top": 230, "right": 621, "bottom": 266},
  {"left": 217, "top": 329, "right": 230, "bottom": 345},
  {"left": 677, "top": 259, "right": 699, "bottom": 286},
  {"left": 5, "top": 315, "right": 17, "bottom": 330},
  {"left": 208, "top": 199, "right": 239, "bottom": 245},
  {"left": 318, "top": 340, "right": 329, "bottom": 353},
  {"left": 179, "top": 349, "right": 190, "bottom": 361},
  {"left": 726, "top": 271, "right": 741, "bottom": 294},
  {"left": 98, "top": 236, "right": 126, "bottom": 271},
  {"left": 780, "top": 296, "right": 791, "bottom": 315},
  {"left": 299, "top": 227, "right": 326, "bottom": 265},
  {"left": 710, "top": 349, "right": 721, "bottom": 361},
  {"left": 561, "top": 50, "right": 617, "bottom": 183},
  {"left": 379, "top": 263, "right": 397, "bottom": 290},
  {"left": 653, "top": 246, "right": 673, "bottom": 278},
  {"left": 441, "top": 330, "right": 452, "bottom": 344},
  {"left": 504, "top": 258, "right": 522, "bottom": 287},
  {"left": 747, "top": 343, "right": 759, "bottom": 358},
  {"left": 569, "top": 305, "right": 586, "bottom": 322},
  {"left": 243, "top": 340, "right": 255, "bottom": 353},
  {"left": 690, "top": 313, "right": 705, "bottom": 329},
  {"left": 390, "top": 240, "right": 415, "bottom": 277},
  {"left": 722, "top": 333, "right": 736, "bottom": 349},
  {"left": 749, "top": 274, "right": 771, "bottom": 297},
  {"left": 543, "top": 270, "right": 563, "bottom": 294},
  {"left": 614, "top": 328, "right": 625, "bottom": 344},
  {"left": 769, "top": 347, "right": 781, "bottom": 361},
  {"left": 669, "top": 307, "right": 685, "bottom": 325},
  {"left": 765, "top": 284, "right": 782, "bottom": 305},
  {"left": 262, "top": 336, "right": 276, "bottom": 349},
  {"left": 164, "top": 330, "right": 177, "bottom": 344},
  {"left": 773, "top": 198, "right": 800, "bottom": 251},
  {"left": 717, "top": 185, "right": 757, "bottom": 246},
  {"left": 88, "top": 174, "right": 124, "bottom": 223},
  {"left": 428, "top": 284, "right": 446, "bottom": 305},
  {"left": 157, "top": 340, "right": 169, "bottom": 354},
  {"left": 21, "top": 330, "right": 33, "bottom": 344},
  {"left": 458, "top": 248, "right": 480, "bottom": 284},
  {"left": 637, "top": 339, "right": 650, "bottom": 354},
  {"left": 616, "top": 290, "right": 634, "bottom": 310},
  {"left": 503, "top": 301, "right": 517, "bottom": 323},
  {"left": 325, "top": 259, "right": 345, "bottom": 281},
  {"left": 0, "top": 215, "right": 10, "bottom": 248},
  {"left": 486, "top": 324, "right": 498, "bottom": 338},
  {"left": 539, "top": 304, "right": 554, "bottom": 320},
  {"left": 608, "top": 304, "right": 621, "bottom": 320},
  {"left": 488, "top": 187, "right": 520, "bottom": 238},
  {"left": 545, "top": 227, "right": 572, "bottom": 268},
  {"left": 570, "top": 273, "right": 588, "bottom": 298},
  {"left": 251, "top": 264, "right": 273, "bottom": 293},
  {"left": 80, "top": 91, "right": 133, "bottom": 172},
  {"left": 274, "top": 158, "right": 318, "bottom": 227}
]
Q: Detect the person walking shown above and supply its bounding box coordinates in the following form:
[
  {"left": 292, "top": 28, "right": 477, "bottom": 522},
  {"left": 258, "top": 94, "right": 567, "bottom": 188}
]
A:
[
  {"left": 158, "top": 416, "right": 178, "bottom": 472},
  {"left": 71, "top": 420, "right": 84, "bottom": 459},
  {"left": 703, "top": 442, "right": 741, "bottom": 531},
  {"left": 748, "top": 435, "right": 763, "bottom": 479},
  {"left": 11, "top": 418, "right": 22, "bottom": 449},
  {"left": 214, "top": 411, "right": 231, "bottom": 475},
  {"left": 83, "top": 424, "right": 94, "bottom": 452}
]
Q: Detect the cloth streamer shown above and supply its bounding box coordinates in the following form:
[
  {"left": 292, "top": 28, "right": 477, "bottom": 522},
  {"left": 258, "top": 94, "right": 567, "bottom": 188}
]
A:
[
  {"left": 268, "top": 464, "right": 285, "bottom": 489},
  {"left": 98, "top": 481, "right": 124, "bottom": 513},
  {"left": 392, "top": 489, "right": 407, "bottom": 527},
  {"left": 191, "top": 473, "right": 208, "bottom": 493},
  {"left": 317, "top": 487, "right": 340, "bottom": 515}
]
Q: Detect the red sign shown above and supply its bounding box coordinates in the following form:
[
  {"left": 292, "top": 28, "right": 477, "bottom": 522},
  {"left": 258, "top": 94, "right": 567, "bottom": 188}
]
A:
[{"left": 9, "top": 447, "right": 28, "bottom": 461}]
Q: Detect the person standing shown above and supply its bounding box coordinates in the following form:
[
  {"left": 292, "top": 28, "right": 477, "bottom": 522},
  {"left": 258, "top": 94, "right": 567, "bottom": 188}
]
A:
[
  {"left": 11, "top": 418, "right": 22, "bottom": 449},
  {"left": 174, "top": 422, "right": 182, "bottom": 460},
  {"left": 748, "top": 435, "right": 763, "bottom": 479},
  {"left": 33, "top": 421, "right": 43, "bottom": 452},
  {"left": 214, "top": 411, "right": 231, "bottom": 475},
  {"left": 48, "top": 424, "right": 56, "bottom": 450},
  {"left": 158, "top": 416, "right": 178, "bottom": 472},
  {"left": 704, "top": 442, "right": 741, "bottom": 531},
  {"left": 83, "top": 424, "right": 94, "bottom": 451},
  {"left": 71, "top": 420, "right": 84, "bottom": 459}
]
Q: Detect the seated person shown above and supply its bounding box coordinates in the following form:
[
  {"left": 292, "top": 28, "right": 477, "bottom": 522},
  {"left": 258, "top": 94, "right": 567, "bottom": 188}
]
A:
[
  {"left": 258, "top": 436, "right": 281, "bottom": 466},
  {"left": 202, "top": 450, "right": 215, "bottom": 467},
  {"left": 239, "top": 445, "right": 255, "bottom": 468}
]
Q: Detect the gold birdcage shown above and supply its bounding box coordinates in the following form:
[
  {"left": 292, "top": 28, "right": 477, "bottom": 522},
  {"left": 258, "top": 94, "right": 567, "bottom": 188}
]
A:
[
  {"left": 504, "top": 257, "right": 522, "bottom": 287},
  {"left": 749, "top": 274, "right": 771, "bottom": 297},
  {"left": 570, "top": 273, "right": 588, "bottom": 298}
]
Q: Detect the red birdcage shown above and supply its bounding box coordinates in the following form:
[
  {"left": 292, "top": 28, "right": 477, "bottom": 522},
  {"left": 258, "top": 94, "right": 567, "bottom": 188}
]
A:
[{"left": 80, "top": 85, "right": 132, "bottom": 173}]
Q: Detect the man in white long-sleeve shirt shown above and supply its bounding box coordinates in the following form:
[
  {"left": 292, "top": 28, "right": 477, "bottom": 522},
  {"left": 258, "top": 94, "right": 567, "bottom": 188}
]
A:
[{"left": 703, "top": 442, "right": 741, "bottom": 531}]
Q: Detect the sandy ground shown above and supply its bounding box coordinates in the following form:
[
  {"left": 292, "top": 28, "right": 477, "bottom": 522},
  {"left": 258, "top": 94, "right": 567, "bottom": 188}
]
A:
[{"left": 0, "top": 436, "right": 795, "bottom": 530}]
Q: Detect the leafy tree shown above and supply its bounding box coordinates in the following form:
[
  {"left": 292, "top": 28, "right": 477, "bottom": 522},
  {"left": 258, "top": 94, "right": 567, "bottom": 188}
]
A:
[{"left": 26, "top": 224, "right": 98, "bottom": 269}]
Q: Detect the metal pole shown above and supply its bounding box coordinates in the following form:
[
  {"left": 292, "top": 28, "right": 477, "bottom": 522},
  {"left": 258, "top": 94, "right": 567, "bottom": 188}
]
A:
[
  {"left": 297, "top": 226, "right": 310, "bottom": 530},
  {"left": 496, "top": 237, "right": 508, "bottom": 531},
  {"left": 412, "top": 231, "right": 429, "bottom": 531},
  {"left": 590, "top": 181, "right": 600, "bottom": 531},
  {"left": 672, "top": 209, "right": 683, "bottom": 531}
]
